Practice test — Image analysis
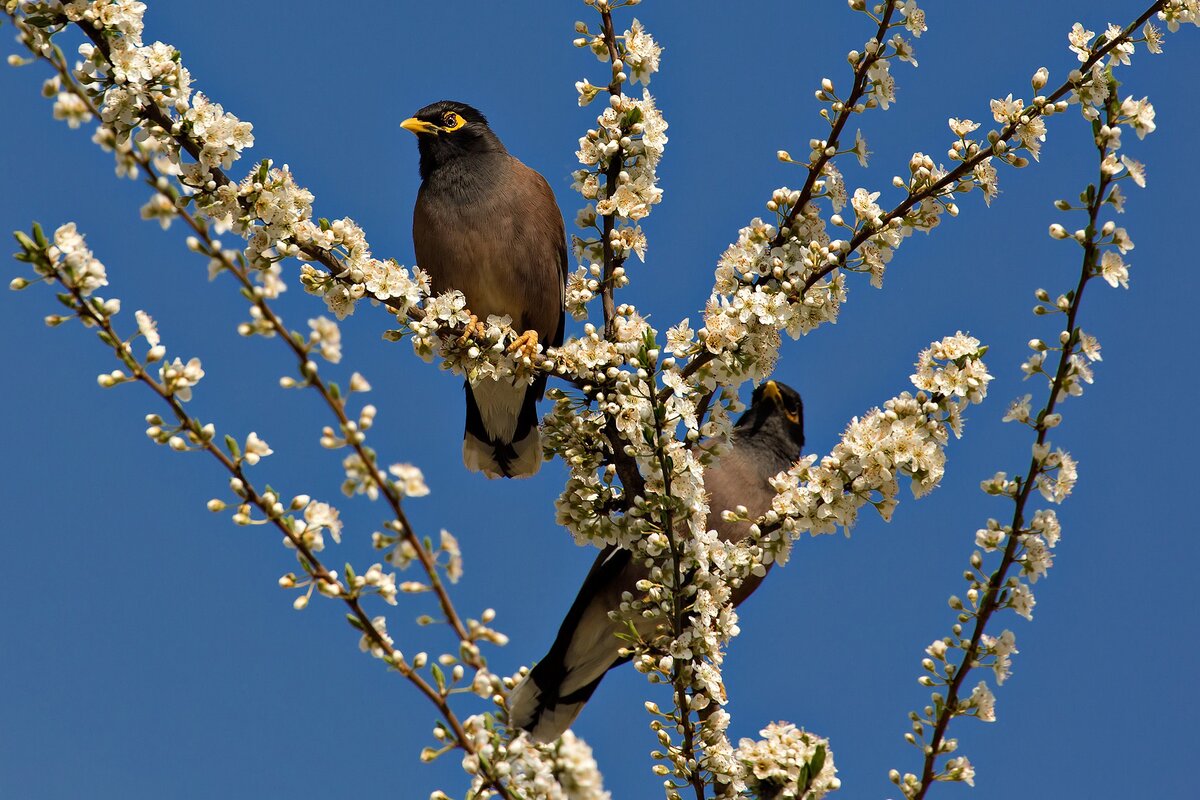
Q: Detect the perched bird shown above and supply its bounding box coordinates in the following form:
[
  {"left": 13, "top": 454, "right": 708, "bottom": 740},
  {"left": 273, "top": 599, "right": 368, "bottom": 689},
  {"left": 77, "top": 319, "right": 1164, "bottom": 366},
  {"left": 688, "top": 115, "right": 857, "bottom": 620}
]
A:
[
  {"left": 509, "top": 381, "right": 806, "bottom": 742},
  {"left": 402, "top": 100, "right": 567, "bottom": 478}
]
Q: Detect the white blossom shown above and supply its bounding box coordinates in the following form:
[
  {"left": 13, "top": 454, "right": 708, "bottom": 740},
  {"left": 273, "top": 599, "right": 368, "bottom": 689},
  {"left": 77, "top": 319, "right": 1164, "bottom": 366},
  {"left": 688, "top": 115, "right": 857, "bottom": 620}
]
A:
[
  {"left": 968, "top": 681, "right": 997, "bottom": 722},
  {"left": 736, "top": 723, "right": 839, "bottom": 800},
  {"left": 307, "top": 316, "right": 342, "bottom": 363}
]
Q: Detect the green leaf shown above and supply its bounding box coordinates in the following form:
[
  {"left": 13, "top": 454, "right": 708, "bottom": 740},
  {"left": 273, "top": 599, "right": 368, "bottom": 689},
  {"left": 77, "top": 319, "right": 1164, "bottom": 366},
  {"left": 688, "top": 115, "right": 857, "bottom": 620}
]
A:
[
  {"left": 225, "top": 435, "right": 241, "bottom": 459},
  {"left": 345, "top": 613, "right": 365, "bottom": 631},
  {"left": 809, "top": 744, "right": 826, "bottom": 776},
  {"left": 31, "top": 222, "right": 47, "bottom": 248}
]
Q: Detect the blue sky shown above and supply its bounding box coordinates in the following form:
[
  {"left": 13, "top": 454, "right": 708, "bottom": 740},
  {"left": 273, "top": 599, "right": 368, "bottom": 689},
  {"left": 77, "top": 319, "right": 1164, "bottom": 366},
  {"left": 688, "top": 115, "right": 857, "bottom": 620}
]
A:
[{"left": 1, "top": 2, "right": 1196, "bottom": 798}]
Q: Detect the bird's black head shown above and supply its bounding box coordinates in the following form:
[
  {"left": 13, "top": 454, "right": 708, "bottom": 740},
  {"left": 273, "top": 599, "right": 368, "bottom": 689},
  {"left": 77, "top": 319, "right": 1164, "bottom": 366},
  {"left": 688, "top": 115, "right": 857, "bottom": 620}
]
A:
[
  {"left": 734, "top": 380, "right": 806, "bottom": 465},
  {"left": 401, "top": 100, "right": 506, "bottom": 180}
]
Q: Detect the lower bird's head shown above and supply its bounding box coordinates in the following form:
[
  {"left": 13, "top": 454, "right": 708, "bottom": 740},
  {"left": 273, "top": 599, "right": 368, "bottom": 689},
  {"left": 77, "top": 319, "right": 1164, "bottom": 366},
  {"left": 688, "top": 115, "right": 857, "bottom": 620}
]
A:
[
  {"left": 401, "top": 100, "right": 505, "bottom": 180},
  {"left": 736, "top": 380, "right": 806, "bottom": 460}
]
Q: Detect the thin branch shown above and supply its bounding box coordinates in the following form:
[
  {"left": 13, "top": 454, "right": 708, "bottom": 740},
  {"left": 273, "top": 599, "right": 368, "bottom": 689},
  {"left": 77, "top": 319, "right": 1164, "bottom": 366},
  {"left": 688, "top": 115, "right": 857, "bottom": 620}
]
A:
[
  {"left": 662, "top": 0, "right": 1166, "bottom": 403},
  {"left": 24, "top": 244, "right": 519, "bottom": 800},
  {"left": 770, "top": 2, "right": 896, "bottom": 249},
  {"left": 910, "top": 86, "right": 1120, "bottom": 800},
  {"left": 599, "top": 6, "right": 625, "bottom": 339},
  {"left": 32, "top": 27, "right": 485, "bottom": 672},
  {"left": 12, "top": 27, "right": 525, "bottom": 799}
]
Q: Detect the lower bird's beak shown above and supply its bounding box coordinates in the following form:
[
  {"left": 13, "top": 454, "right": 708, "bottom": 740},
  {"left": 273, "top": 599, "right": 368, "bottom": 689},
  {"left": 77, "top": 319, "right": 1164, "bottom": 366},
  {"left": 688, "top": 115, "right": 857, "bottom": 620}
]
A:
[
  {"left": 401, "top": 117, "right": 440, "bottom": 136},
  {"left": 763, "top": 380, "right": 800, "bottom": 424},
  {"left": 762, "top": 380, "right": 784, "bottom": 407}
]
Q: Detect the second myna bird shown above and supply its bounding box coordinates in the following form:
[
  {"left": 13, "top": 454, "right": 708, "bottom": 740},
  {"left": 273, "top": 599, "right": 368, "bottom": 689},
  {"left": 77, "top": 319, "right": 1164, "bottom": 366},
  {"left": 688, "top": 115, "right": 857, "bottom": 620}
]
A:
[{"left": 509, "top": 381, "right": 806, "bottom": 741}]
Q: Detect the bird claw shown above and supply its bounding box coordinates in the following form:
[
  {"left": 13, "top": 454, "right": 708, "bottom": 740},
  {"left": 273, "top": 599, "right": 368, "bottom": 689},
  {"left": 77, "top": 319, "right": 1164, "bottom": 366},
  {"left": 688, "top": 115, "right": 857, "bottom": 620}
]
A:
[
  {"left": 508, "top": 330, "right": 540, "bottom": 361},
  {"left": 457, "top": 314, "right": 487, "bottom": 346}
]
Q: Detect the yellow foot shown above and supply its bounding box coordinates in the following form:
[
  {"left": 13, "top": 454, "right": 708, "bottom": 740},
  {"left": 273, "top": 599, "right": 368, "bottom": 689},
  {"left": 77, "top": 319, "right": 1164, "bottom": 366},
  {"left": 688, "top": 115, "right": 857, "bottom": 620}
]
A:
[
  {"left": 457, "top": 314, "right": 487, "bottom": 346},
  {"left": 508, "top": 329, "right": 540, "bottom": 361}
]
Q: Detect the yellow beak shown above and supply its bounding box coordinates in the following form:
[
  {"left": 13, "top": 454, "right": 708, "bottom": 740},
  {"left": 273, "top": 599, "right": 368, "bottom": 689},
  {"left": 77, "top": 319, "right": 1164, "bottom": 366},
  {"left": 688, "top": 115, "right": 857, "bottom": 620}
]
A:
[
  {"left": 401, "top": 117, "right": 440, "bottom": 136},
  {"left": 762, "top": 380, "right": 800, "bottom": 424},
  {"left": 762, "top": 380, "right": 784, "bottom": 406}
]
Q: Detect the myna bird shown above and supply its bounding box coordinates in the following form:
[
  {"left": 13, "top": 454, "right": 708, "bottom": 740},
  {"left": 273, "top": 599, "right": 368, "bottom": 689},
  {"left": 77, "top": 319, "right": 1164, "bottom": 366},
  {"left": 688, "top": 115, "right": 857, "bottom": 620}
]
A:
[
  {"left": 403, "top": 100, "right": 567, "bottom": 478},
  {"left": 509, "top": 381, "right": 806, "bottom": 741}
]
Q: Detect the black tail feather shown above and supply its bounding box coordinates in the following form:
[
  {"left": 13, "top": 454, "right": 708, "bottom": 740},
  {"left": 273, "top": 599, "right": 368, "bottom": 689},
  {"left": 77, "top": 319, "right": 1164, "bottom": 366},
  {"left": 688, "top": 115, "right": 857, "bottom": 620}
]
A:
[
  {"left": 463, "top": 379, "right": 544, "bottom": 478},
  {"left": 510, "top": 545, "right": 634, "bottom": 739}
]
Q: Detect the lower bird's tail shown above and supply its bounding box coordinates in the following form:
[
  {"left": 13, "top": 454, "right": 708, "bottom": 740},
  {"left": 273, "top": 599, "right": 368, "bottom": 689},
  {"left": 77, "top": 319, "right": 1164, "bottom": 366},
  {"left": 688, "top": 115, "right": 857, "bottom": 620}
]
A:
[
  {"left": 509, "top": 545, "right": 635, "bottom": 741},
  {"left": 462, "top": 377, "right": 543, "bottom": 479},
  {"left": 508, "top": 661, "right": 606, "bottom": 743}
]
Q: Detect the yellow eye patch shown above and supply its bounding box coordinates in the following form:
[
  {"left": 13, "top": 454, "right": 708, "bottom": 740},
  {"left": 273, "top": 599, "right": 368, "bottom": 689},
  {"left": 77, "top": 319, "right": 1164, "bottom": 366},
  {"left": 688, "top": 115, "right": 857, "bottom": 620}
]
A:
[{"left": 441, "top": 112, "right": 466, "bottom": 132}]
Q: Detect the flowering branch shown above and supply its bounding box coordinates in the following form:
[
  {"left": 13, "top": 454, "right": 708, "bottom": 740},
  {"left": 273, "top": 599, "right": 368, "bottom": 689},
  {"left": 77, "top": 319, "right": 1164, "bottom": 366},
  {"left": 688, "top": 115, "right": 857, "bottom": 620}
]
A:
[
  {"left": 18, "top": 21, "right": 509, "bottom": 677},
  {"left": 667, "top": 0, "right": 1170, "bottom": 398},
  {"left": 597, "top": 3, "right": 624, "bottom": 337},
  {"left": 890, "top": 72, "right": 1149, "bottom": 800},
  {"left": 10, "top": 222, "right": 527, "bottom": 800},
  {"left": 769, "top": 1, "right": 897, "bottom": 249}
]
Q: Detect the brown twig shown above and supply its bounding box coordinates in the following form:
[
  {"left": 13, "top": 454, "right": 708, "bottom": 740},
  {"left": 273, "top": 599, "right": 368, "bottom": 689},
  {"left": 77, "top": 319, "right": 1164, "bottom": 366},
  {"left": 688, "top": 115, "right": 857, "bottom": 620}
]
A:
[
  {"left": 598, "top": 6, "right": 625, "bottom": 340},
  {"left": 661, "top": 0, "right": 1165, "bottom": 406},
  {"left": 33, "top": 26, "right": 485, "bottom": 668},
  {"left": 910, "top": 84, "right": 1121, "bottom": 800},
  {"left": 27, "top": 246, "right": 520, "bottom": 800},
  {"left": 770, "top": 3, "right": 896, "bottom": 249},
  {"left": 14, "top": 25, "right": 521, "bottom": 799}
]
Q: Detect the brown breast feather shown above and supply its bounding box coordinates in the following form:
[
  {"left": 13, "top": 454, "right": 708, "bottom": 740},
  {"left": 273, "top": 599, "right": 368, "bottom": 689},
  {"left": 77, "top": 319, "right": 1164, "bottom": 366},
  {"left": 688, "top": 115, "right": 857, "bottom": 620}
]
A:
[{"left": 414, "top": 155, "right": 565, "bottom": 341}]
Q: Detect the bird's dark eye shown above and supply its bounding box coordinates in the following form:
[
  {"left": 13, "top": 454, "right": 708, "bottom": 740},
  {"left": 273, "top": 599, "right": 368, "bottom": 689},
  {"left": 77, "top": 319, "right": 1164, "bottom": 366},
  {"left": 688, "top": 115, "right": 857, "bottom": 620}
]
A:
[{"left": 442, "top": 112, "right": 465, "bottom": 131}]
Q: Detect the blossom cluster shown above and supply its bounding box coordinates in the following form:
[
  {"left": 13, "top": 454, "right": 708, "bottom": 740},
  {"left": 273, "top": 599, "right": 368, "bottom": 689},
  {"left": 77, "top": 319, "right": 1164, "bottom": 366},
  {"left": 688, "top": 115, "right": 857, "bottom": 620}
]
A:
[
  {"left": 570, "top": 13, "right": 668, "bottom": 308},
  {"left": 459, "top": 717, "right": 611, "bottom": 800},
  {"left": 735, "top": 723, "right": 839, "bottom": 800},
  {"left": 24, "top": 221, "right": 108, "bottom": 296},
  {"left": 765, "top": 334, "right": 991, "bottom": 544}
]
